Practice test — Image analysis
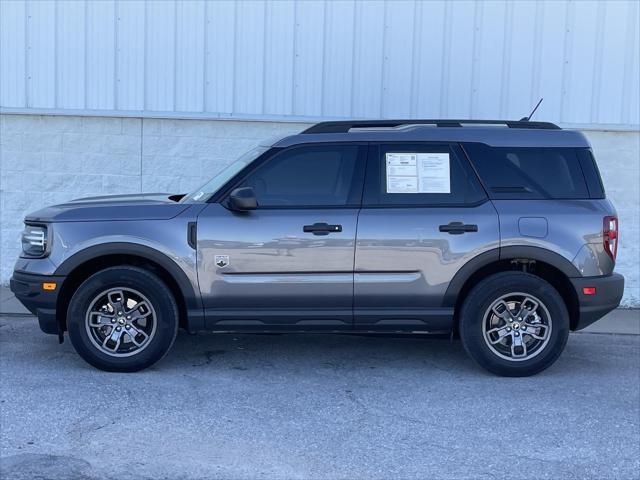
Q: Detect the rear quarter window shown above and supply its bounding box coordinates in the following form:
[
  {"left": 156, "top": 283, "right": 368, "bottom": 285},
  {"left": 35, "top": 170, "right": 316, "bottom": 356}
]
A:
[
  {"left": 463, "top": 144, "right": 590, "bottom": 199},
  {"left": 577, "top": 148, "right": 605, "bottom": 199}
]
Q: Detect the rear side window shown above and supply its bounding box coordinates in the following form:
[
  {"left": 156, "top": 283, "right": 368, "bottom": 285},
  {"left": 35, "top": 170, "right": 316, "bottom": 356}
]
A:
[
  {"left": 463, "top": 144, "right": 590, "bottom": 199},
  {"left": 363, "top": 143, "right": 487, "bottom": 206}
]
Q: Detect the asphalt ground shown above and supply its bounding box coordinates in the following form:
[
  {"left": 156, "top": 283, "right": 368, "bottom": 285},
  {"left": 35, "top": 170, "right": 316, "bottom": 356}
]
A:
[{"left": 1, "top": 315, "right": 639, "bottom": 480}]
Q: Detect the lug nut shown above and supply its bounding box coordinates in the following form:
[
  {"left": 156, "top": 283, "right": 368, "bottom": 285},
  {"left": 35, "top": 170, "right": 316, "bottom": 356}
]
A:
[
  {"left": 111, "top": 319, "right": 116, "bottom": 324},
  {"left": 125, "top": 325, "right": 131, "bottom": 330},
  {"left": 116, "top": 326, "right": 122, "bottom": 331},
  {"left": 506, "top": 327, "right": 511, "bottom": 332},
  {"left": 126, "top": 315, "right": 131, "bottom": 320},
  {"left": 515, "top": 332, "right": 520, "bottom": 336}
]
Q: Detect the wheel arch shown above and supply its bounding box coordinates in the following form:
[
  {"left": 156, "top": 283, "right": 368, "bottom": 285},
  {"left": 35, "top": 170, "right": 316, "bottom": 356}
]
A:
[
  {"left": 445, "top": 246, "right": 581, "bottom": 331},
  {"left": 54, "top": 243, "right": 203, "bottom": 333}
]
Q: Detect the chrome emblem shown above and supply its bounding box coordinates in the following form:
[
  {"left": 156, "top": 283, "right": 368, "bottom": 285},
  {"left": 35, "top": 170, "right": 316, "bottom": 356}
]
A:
[{"left": 215, "top": 255, "right": 230, "bottom": 268}]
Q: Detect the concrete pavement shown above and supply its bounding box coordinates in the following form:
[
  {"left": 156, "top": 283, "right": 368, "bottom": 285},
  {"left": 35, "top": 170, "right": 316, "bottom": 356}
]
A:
[
  {"left": 1, "top": 314, "right": 639, "bottom": 480},
  {"left": 0, "top": 287, "right": 29, "bottom": 316}
]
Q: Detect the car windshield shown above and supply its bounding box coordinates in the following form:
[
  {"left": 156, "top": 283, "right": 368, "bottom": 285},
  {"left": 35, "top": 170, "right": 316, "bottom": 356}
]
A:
[{"left": 182, "top": 146, "right": 269, "bottom": 202}]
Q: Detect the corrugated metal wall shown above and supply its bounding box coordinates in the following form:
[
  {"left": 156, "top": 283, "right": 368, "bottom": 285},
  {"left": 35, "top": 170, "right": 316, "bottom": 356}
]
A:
[{"left": 1, "top": 0, "right": 639, "bottom": 128}]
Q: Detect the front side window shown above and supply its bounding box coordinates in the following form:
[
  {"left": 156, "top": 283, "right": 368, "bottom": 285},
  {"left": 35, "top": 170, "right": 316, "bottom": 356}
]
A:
[{"left": 239, "top": 144, "right": 363, "bottom": 207}]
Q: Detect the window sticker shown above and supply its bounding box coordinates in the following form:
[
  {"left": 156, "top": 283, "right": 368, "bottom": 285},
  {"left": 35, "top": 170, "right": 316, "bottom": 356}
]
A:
[
  {"left": 417, "top": 153, "right": 451, "bottom": 193},
  {"left": 385, "top": 152, "right": 451, "bottom": 194},
  {"left": 386, "top": 153, "right": 418, "bottom": 193}
]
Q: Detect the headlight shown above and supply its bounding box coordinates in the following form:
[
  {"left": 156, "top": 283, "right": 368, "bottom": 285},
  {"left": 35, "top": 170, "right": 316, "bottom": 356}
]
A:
[{"left": 21, "top": 224, "right": 48, "bottom": 258}]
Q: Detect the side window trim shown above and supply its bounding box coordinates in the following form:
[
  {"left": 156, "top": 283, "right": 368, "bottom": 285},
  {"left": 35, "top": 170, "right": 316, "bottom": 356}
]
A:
[{"left": 219, "top": 142, "right": 368, "bottom": 210}]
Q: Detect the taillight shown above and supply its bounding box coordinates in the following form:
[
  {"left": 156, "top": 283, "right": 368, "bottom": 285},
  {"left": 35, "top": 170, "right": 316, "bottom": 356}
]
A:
[{"left": 603, "top": 216, "right": 618, "bottom": 260}]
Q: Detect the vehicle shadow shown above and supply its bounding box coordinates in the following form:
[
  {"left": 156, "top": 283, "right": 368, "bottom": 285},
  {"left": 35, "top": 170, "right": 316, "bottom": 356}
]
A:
[
  {"left": 159, "top": 329, "right": 632, "bottom": 378},
  {"left": 168, "top": 331, "right": 474, "bottom": 375}
]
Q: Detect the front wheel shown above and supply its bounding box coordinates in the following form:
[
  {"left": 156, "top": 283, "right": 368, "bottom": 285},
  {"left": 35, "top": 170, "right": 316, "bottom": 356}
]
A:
[
  {"left": 67, "top": 266, "right": 179, "bottom": 372},
  {"left": 459, "top": 272, "right": 570, "bottom": 377}
]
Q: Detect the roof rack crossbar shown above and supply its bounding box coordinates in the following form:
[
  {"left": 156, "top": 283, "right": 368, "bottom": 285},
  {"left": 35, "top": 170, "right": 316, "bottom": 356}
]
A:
[{"left": 302, "top": 119, "right": 561, "bottom": 134}]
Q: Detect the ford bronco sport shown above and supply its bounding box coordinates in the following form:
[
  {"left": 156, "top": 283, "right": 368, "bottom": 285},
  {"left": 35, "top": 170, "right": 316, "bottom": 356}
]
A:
[{"left": 10, "top": 119, "right": 624, "bottom": 376}]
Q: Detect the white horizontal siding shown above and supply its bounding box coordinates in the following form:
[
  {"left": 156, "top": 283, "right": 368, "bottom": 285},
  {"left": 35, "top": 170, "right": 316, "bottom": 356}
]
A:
[{"left": 1, "top": 0, "right": 638, "bottom": 128}]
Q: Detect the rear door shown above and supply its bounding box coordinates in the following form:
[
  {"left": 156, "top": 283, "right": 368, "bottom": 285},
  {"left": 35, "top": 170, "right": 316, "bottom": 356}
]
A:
[
  {"left": 354, "top": 143, "right": 499, "bottom": 331},
  {"left": 197, "top": 143, "right": 366, "bottom": 330}
]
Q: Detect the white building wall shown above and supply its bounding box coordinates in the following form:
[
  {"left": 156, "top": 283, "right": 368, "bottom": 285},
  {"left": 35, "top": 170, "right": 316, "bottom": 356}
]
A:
[{"left": 1, "top": 0, "right": 639, "bottom": 128}]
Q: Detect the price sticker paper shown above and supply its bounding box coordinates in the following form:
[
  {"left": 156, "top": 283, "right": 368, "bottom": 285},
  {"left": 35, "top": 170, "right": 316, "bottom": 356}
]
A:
[{"left": 385, "top": 152, "right": 451, "bottom": 194}]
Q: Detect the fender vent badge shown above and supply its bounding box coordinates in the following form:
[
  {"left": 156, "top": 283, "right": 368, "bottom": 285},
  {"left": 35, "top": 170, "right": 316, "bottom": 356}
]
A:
[{"left": 215, "top": 255, "right": 230, "bottom": 268}]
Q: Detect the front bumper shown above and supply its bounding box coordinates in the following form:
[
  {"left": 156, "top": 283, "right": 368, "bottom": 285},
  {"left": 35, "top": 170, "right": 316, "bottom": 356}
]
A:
[
  {"left": 570, "top": 273, "right": 624, "bottom": 330},
  {"left": 9, "top": 271, "right": 66, "bottom": 335}
]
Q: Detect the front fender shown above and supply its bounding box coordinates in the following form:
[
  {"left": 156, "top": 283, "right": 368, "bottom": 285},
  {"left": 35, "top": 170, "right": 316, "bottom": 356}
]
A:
[{"left": 48, "top": 215, "right": 204, "bottom": 331}]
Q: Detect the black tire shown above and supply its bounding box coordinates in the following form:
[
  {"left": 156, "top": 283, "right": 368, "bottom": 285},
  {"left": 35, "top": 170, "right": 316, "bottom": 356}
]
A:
[
  {"left": 67, "top": 266, "right": 178, "bottom": 372},
  {"left": 459, "top": 272, "right": 569, "bottom": 377}
]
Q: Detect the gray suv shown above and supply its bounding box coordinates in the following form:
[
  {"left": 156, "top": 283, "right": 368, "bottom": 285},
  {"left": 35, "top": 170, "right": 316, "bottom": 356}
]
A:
[{"left": 10, "top": 119, "right": 624, "bottom": 376}]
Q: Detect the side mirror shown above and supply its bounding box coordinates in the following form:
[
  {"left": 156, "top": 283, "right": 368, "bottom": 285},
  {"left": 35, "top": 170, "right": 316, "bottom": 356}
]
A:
[{"left": 228, "top": 187, "right": 258, "bottom": 211}]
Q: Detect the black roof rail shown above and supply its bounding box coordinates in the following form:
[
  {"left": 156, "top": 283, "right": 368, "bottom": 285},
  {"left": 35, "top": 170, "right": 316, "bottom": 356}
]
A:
[{"left": 302, "top": 119, "right": 561, "bottom": 134}]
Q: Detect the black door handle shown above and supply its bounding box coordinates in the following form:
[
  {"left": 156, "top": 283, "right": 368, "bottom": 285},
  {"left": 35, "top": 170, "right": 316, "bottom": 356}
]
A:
[
  {"left": 303, "top": 223, "right": 342, "bottom": 235},
  {"left": 439, "top": 222, "right": 478, "bottom": 234}
]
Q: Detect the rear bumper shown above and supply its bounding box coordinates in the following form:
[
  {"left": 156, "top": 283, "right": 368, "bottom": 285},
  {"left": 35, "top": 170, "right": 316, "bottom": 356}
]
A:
[
  {"left": 9, "top": 271, "right": 65, "bottom": 335},
  {"left": 570, "top": 273, "right": 624, "bottom": 330}
]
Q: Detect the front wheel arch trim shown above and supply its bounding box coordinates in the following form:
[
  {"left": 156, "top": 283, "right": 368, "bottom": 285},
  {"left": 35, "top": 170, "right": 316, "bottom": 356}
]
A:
[{"left": 54, "top": 243, "right": 203, "bottom": 330}]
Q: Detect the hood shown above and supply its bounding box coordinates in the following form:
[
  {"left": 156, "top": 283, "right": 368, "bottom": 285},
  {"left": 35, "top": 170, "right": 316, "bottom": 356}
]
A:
[{"left": 25, "top": 193, "right": 191, "bottom": 223}]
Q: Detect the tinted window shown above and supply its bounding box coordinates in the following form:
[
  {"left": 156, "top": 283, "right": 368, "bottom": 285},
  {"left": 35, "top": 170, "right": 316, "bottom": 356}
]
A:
[
  {"left": 240, "top": 144, "right": 362, "bottom": 207},
  {"left": 364, "top": 143, "right": 486, "bottom": 206},
  {"left": 464, "top": 144, "right": 589, "bottom": 199},
  {"left": 577, "top": 148, "right": 605, "bottom": 198}
]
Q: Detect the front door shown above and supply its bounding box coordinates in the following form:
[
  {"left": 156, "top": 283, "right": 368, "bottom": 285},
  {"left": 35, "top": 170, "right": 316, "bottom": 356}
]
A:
[{"left": 197, "top": 143, "right": 366, "bottom": 330}]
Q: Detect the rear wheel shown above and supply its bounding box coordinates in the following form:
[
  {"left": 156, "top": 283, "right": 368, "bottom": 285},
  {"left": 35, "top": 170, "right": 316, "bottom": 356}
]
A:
[
  {"left": 459, "top": 272, "right": 569, "bottom": 376},
  {"left": 67, "top": 266, "right": 178, "bottom": 372}
]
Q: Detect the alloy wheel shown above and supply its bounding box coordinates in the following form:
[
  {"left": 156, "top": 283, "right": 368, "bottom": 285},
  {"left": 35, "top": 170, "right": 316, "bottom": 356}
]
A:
[
  {"left": 482, "top": 292, "right": 552, "bottom": 362},
  {"left": 85, "top": 287, "right": 157, "bottom": 357}
]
